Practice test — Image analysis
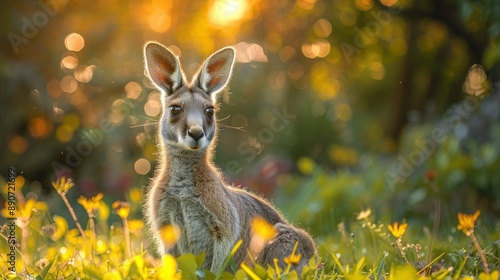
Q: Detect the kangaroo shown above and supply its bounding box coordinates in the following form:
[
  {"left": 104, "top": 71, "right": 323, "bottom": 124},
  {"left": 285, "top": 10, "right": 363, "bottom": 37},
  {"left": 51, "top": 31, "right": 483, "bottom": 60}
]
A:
[{"left": 143, "top": 42, "right": 316, "bottom": 273}]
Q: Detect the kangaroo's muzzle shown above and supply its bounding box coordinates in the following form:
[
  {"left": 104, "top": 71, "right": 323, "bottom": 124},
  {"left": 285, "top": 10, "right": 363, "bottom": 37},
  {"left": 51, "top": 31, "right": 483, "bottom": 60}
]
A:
[{"left": 186, "top": 125, "right": 206, "bottom": 149}]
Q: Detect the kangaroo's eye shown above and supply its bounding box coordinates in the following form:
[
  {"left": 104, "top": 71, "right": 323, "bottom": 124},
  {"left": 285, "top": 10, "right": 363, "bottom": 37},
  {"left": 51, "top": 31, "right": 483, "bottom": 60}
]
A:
[
  {"left": 205, "top": 107, "right": 215, "bottom": 118},
  {"left": 170, "top": 105, "right": 182, "bottom": 116}
]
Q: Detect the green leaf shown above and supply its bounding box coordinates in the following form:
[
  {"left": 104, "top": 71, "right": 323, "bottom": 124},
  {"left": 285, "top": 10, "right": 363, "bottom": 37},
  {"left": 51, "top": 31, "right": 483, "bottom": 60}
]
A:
[
  {"left": 355, "top": 257, "right": 365, "bottom": 273},
  {"left": 234, "top": 269, "right": 248, "bottom": 280},
  {"left": 331, "top": 253, "right": 345, "bottom": 274},
  {"left": 432, "top": 268, "right": 451, "bottom": 280},
  {"left": 177, "top": 253, "right": 198, "bottom": 279},
  {"left": 204, "top": 270, "right": 217, "bottom": 280},
  {"left": 195, "top": 251, "right": 206, "bottom": 267},
  {"left": 83, "top": 266, "right": 105, "bottom": 279},
  {"left": 284, "top": 270, "right": 298, "bottom": 280},
  {"left": 375, "top": 254, "right": 386, "bottom": 280},
  {"left": 254, "top": 263, "right": 268, "bottom": 278},
  {"left": 218, "top": 271, "right": 236, "bottom": 280}
]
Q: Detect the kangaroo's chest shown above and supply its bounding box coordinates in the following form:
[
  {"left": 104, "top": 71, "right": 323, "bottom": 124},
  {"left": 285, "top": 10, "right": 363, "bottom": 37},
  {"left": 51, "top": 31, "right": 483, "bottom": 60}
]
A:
[{"left": 159, "top": 184, "right": 217, "bottom": 254}]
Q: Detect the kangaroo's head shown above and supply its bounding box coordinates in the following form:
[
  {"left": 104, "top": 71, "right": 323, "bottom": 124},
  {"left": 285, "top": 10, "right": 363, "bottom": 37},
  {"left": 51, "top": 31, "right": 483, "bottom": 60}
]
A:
[{"left": 144, "top": 42, "right": 235, "bottom": 152}]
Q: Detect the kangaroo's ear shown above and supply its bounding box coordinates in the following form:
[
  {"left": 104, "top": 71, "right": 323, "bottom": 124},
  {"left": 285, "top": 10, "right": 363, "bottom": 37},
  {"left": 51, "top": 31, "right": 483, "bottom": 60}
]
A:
[
  {"left": 196, "top": 46, "right": 236, "bottom": 98},
  {"left": 144, "top": 42, "right": 184, "bottom": 95}
]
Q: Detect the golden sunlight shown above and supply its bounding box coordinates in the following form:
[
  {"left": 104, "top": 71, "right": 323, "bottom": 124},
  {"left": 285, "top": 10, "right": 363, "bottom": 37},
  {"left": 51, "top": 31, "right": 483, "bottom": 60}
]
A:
[
  {"left": 209, "top": 0, "right": 249, "bottom": 27},
  {"left": 148, "top": 11, "right": 171, "bottom": 33}
]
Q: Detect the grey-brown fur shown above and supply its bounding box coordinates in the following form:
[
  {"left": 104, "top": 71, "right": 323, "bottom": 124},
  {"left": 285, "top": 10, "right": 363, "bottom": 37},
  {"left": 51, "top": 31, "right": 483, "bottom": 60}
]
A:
[{"left": 143, "top": 42, "right": 316, "bottom": 273}]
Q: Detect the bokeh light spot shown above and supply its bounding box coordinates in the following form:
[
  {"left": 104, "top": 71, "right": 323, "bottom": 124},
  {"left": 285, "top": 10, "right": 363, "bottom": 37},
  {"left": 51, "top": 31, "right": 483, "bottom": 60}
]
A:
[
  {"left": 64, "top": 33, "right": 85, "bottom": 52},
  {"left": 148, "top": 11, "right": 171, "bottom": 33},
  {"left": 296, "top": 0, "right": 317, "bottom": 10},
  {"left": 313, "top": 19, "right": 332, "bottom": 38},
  {"left": 56, "top": 125, "right": 74, "bottom": 143},
  {"left": 302, "top": 40, "right": 330, "bottom": 59},
  {"left": 380, "top": 0, "right": 398, "bottom": 7},
  {"left": 144, "top": 91, "right": 161, "bottom": 117},
  {"left": 125, "top": 82, "right": 142, "bottom": 99},
  {"left": 9, "top": 135, "right": 28, "bottom": 154},
  {"left": 369, "top": 62, "right": 385, "bottom": 80},
  {"left": 61, "top": 53, "right": 78, "bottom": 69},
  {"left": 168, "top": 45, "right": 182, "bottom": 57},
  {"left": 317, "top": 81, "right": 339, "bottom": 100},
  {"left": 60, "top": 75, "right": 78, "bottom": 93},
  {"left": 134, "top": 158, "right": 151, "bottom": 175},
  {"left": 355, "top": 0, "right": 374, "bottom": 11},
  {"left": 62, "top": 114, "right": 80, "bottom": 131},
  {"left": 339, "top": 9, "right": 357, "bottom": 26},
  {"left": 209, "top": 0, "right": 248, "bottom": 27},
  {"left": 328, "top": 144, "right": 358, "bottom": 165},
  {"left": 144, "top": 100, "right": 161, "bottom": 117},
  {"left": 29, "top": 117, "right": 53, "bottom": 139},
  {"left": 297, "top": 157, "right": 315, "bottom": 175},
  {"left": 336, "top": 103, "right": 352, "bottom": 121},
  {"left": 235, "top": 42, "right": 267, "bottom": 63},
  {"left": 74, "top": 65, "right": 93, "bottom": 83}
]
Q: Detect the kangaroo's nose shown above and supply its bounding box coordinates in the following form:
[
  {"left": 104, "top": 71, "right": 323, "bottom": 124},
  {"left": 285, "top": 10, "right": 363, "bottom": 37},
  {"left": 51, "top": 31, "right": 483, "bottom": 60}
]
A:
[{"left": 188, "top": 126, "right": 204, "bottom": 140}]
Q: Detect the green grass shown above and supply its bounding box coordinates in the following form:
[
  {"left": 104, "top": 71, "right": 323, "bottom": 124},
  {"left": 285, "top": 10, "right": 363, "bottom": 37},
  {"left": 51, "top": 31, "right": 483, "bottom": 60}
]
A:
[{"left": 0, "top": 171, "right": 499, "bottom": 280}]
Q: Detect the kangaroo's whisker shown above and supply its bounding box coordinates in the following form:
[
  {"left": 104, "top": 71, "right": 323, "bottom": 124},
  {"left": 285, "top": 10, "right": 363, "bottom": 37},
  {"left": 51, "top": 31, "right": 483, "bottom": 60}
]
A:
[
  {"left": 217, "top": 115, "right": 231, "bottom": 122},
  {"left": 130, "top": 122, "right": 159, "bottom": 128},
  {"left": 139, "top": 115, "right": 160, "bottom": 122},
  {"left": 218, "top": 124, "right": 246, "bottom": 132}
]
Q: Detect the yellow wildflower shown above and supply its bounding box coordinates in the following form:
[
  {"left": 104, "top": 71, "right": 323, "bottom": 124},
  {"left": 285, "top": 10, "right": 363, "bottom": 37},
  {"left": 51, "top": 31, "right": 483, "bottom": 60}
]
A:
[
  {"left": 129, "top": 188, "right": 142, "bottom": 203},
  {"left": 457, "top": 210, "right": 480, "bottom": 236},
  {"left": 284, "top": 250, "right": 302, "bottom": 266},
  {"left": 77, "top": 193, "right": 104, "bottom": 217},
  {"left": 247, "top": 217, "right": 277, "bottom": 261},
  {"left": 356, "top": 208, "right": 372, "bottom": 220},
  {"left": 98, "top": 202, "right": 110, "bottom": 221},
  {"left": 284, "top": 254, "right": 302, "bottom": 266},
  {"left": 52, "top": 215, "right": 68, "bottom": 240},
  {"left": 284, "top": 241, "right": 302, "bottom": 273},
  {"left": 157, "top": 254, "right": 180, "bottom": 280},
  {"left": 388, "top": 221, "right": 407, "bottom": 239},
  {"left": 160, "top": 224, "right": 180, "bottom": 247},
  {"left": 478, "top": 270, "right": 498, "bottom": 280},
  {"left": 128, "top": 219, "right": 144, "bottom": 232},
  {"left": 51, "top": 177, "right": 74, "bottom": 195},
  {"left": 1, "top": 198, "right": 47, "bottom": 220},
  {"left": 112, "top": 201, "right": 131, "bottom": 219},
  {"left": 251, "top": 216, "right": 277, "bottom": 242}
]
